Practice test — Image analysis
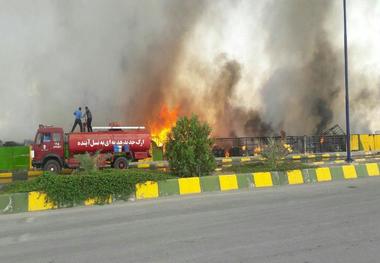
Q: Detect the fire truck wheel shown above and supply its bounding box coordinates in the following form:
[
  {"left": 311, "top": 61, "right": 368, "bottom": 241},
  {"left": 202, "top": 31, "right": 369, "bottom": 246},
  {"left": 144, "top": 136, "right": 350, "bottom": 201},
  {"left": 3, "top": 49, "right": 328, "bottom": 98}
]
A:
[
  {"left": 113, "top": 157, "right": 129, "bottom": 169},
  {"left": 43, "top": 159, "right": 62, "bottom": 173}
]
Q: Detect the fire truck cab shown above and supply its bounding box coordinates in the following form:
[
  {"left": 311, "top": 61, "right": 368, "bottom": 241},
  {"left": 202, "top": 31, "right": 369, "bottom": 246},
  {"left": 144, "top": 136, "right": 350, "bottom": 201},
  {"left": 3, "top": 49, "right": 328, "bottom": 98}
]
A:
[{"left": 32, "top": 126, "right": 66, "bottom": 172}]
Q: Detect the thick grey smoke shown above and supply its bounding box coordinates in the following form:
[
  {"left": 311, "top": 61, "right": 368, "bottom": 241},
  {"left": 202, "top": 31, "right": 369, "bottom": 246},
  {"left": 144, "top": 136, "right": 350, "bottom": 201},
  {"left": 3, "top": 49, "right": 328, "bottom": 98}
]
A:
[
  {"left": 0, "top": 0, "right": 379, "bottom": 141},
  {"left": 123, "top": 1, "right": 206, "bottom": 124},
  {"left": 350, "top": 77, "right": 380, "bottom": 133},
  {"left": 165, "top": 0, "right": 379, "bottom": 137},
  {"left": 196, "top": 55, "right": 274, "bottom": 137},
  {"left": 0, "top": 0, "right": 206, "bottom": 140},
  {"left": 259, "top": 0, "right": 344, "bottom": 135}
]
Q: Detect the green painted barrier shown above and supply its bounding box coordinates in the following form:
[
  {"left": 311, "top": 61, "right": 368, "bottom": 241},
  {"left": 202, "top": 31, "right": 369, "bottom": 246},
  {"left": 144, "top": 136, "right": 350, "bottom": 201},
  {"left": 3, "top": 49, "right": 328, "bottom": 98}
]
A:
[
  {"left": 0, "top": 193, "right": 28, "bottom": 213},
  {"left": 0, "top": 146, "right": 30, "bottom": 171}
]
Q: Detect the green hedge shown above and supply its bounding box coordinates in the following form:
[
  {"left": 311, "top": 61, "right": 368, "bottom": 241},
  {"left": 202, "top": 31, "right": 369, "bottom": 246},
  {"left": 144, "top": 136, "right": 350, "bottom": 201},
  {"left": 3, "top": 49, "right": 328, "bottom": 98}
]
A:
[{"left": 3, "top": 169, "right": 174, "bottom": 207}]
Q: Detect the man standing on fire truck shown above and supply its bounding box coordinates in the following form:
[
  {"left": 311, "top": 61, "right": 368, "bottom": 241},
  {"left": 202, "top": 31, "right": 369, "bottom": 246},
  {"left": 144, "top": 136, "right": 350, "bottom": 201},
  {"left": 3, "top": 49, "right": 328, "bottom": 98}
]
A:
[
  {"left": 85, "top": 106, "right": 93, "bottom": 132},
  {"left": 71, "top": 107, "right": 83, "bottom": 132}
]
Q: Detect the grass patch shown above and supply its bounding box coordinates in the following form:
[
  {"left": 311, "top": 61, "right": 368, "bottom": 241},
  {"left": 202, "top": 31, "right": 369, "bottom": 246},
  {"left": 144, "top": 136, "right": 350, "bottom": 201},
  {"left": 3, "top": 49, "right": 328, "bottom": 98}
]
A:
[{"left": 217, "top": 161, "right": 316, "bottom": 174}]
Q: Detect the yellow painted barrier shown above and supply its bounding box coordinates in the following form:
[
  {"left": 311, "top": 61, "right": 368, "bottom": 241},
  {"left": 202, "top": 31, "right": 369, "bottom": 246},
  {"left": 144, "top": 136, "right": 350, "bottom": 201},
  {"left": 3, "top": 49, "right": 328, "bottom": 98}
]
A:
[
  {"left": 375, "top": 135, "right": 380, "bottom": 151},
  {"left": 316, "top": 167, "right": 332, "bottom": 182},
  {"left": 0, "top": 173, "right": 12, "bottom": 178},
  {"left": 27, "top": 170, "right": 43, "bottom": 177},
  {"left": 84, "top": 198, "right": 96, "bottom": 206},
  {"left": 136, "top": 181, "right": 159, "bottom": 199},
  {"left": 369, "top": 135, "right": 375, "bottom": 151},
  {"left": 342, "top": 165, "right": 357, "bottom": 179},
  {"left": 287, "top": 170, "right": 304, "bottom": 185},
  {"left": 85, "top": 196, "right": 112, "bottom": 205},
  {"left": 253, "top": 172, "right": 273, "bottom": 188},
  {"left": 29, "top": 145, "right": 33, "bottom": 169},
  {"left": 351, "top": 135, "right": 359, "bottom": 151},
  {"left": 137, "top": 163, "right": 150, "bottom": 169},
  {"left": 366, "top": 163, "right": 380, "bottom": 177},
  {"left": 178, "top": 177, "right": 201, "bottom": 195},
  {"left": 219, "top": 174, "right": 238, "bottom": 191},
  {"left": 359, "top": 135, "right": 372, "bottom": 151},
  {"left": 28, "top": 192, "right": 56, "bottom": 211},
  {"left": 156, "top": 162, "right": 166, "bottom": 168},
  {"left": 222, "top": 158, "right": 233, "bottom": 163}
]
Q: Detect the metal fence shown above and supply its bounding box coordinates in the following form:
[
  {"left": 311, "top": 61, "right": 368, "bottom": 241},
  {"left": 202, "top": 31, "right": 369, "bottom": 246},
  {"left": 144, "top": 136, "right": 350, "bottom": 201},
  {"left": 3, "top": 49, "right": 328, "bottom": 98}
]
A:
[{"left": 213, "top": 135, "right": 347, "bottom": 157}]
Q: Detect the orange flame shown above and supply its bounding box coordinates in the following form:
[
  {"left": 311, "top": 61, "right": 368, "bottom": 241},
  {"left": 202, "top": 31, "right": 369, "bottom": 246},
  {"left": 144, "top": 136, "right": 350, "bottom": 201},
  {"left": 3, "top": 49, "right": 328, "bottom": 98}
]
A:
[
  {"left": 254, "top": 146, "right": 262, "bottom": 155},
  {"left": 150, "top": 105, "right": 178, "bottom": 147}
]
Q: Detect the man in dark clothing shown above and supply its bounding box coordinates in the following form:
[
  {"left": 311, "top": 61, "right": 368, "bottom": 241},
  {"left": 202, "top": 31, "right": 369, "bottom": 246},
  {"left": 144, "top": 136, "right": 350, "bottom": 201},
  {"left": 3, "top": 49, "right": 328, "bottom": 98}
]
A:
[
  {"left": 71, "top": 107, "right": 83, "bottom": 132},
  {"left": 85, "top": 106, "right": 93, "bottom": 132}
]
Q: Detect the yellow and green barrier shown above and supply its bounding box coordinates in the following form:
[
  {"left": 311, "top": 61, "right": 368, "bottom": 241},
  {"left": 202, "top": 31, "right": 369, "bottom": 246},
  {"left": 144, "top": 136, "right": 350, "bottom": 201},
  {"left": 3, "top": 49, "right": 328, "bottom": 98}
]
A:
[
  {"left": 1, "top": 163, "right": 380, "bottom": 214},
  {"left": 135, "top": 162, "right": 380, "bottom": 199},
  {"left": 0, "top": 170, "right": 43, "bottom": 184},
  {"left": 217, "top": 152, "right": 380, "bottom": 166}
]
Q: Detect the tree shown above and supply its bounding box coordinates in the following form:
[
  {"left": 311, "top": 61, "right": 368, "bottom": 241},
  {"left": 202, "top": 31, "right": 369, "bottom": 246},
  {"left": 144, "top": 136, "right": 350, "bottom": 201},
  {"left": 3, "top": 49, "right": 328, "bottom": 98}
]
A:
[{"left": 166, "top": 115, "right": 216, "bottom": 177}]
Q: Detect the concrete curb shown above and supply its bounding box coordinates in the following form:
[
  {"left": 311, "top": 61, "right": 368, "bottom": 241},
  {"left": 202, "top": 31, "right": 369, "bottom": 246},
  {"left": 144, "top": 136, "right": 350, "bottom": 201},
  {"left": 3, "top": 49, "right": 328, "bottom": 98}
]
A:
[{"left": 1, "top": 162, "right": 379, "bottom": 214}]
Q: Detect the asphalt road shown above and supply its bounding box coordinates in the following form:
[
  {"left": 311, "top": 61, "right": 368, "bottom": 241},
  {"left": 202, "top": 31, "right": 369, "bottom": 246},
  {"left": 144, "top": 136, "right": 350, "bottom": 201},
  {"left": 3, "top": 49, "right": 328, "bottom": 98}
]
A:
[{"left": 1, "top": 178, "right": 380, "bottom": 263}]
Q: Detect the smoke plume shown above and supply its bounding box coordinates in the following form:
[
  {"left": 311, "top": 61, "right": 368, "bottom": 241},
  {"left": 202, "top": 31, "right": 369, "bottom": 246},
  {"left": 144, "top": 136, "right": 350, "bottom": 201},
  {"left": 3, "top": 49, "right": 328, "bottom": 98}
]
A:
[{"left": 0, "top": 0, "right": 379, "bottom": 141}]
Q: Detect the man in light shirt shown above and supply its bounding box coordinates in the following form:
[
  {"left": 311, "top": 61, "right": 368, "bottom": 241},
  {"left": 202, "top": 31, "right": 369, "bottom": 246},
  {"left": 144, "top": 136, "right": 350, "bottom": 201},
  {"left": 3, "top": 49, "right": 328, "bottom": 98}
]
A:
[{"left": 71, "top": 107, "right": 83, "bottom": 132}]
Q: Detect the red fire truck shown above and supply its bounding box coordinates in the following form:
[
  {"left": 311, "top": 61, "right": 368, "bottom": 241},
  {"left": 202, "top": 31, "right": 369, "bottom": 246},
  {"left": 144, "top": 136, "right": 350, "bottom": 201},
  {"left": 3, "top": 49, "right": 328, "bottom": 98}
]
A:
[{"left": 31, "top": 125, "right": 151, "bottom": 172}]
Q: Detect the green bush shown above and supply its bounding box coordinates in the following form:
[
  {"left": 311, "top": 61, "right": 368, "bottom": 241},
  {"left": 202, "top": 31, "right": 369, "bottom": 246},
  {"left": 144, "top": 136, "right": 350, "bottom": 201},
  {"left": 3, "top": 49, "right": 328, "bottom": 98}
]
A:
[
  {"left": 74, "top": 152, "right": 99, "bottom": 173},
  {"left": 166, "top": 115, "right": 216, "bottom": 177},
  {"left": 2, "top": 169, "right": 174, "bottom": 207}
]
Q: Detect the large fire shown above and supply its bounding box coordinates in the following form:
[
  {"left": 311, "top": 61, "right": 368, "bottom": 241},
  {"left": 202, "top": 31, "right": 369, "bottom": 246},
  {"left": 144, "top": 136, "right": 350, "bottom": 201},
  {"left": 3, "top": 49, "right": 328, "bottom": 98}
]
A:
[{"left": 149, "top": 105, "right": 178, "bottom": 147}]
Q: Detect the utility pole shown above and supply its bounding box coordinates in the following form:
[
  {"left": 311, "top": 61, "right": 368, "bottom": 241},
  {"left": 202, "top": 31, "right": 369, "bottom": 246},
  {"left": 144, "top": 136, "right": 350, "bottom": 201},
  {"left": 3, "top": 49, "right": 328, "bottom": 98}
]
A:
[{"left": 343, "top": 0, "right": 352, "bottom": 162}]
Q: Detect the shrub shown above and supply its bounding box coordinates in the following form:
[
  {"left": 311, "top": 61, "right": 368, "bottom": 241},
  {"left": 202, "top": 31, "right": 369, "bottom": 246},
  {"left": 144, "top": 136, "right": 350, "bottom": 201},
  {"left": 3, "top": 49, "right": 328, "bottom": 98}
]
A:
[
  {"left": 166, "top": 115, "right": 216, "bottom": 177},
  {"left": 74, "top": 152, "right": 98, "bottom": 173},
  {"left": 261, "top": 138, "right": 292, "bottom": 169}
]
